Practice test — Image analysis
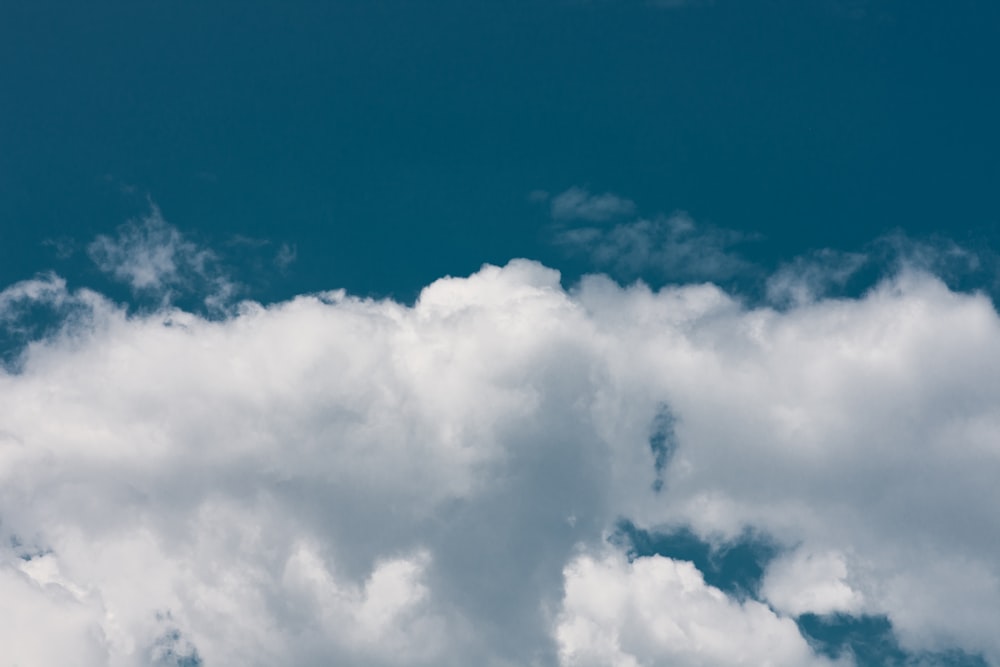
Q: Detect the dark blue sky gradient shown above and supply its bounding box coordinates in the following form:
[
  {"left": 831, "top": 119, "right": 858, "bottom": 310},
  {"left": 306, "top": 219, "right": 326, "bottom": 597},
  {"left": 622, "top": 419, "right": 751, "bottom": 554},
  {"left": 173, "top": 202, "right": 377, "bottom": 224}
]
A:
[{"left": 3, "top": 0, "right": 998, "bottom": 302}]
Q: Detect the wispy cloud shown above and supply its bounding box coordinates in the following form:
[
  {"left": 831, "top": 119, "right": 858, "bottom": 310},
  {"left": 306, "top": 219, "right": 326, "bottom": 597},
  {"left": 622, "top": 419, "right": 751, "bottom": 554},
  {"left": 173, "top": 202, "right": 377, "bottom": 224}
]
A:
[
  {"left": 555, "top": 210, "right": 754, "bottom": 282},
  {"left": 550, "top": 186, "right": 636, "bottom": 222},
  {"left": 876, "top": 230, "right": 992, "bottom": 280},
  {"left": 274, "top": 242, "right": 297, "bottom": 271},
  {"left": 767, "top": 248, "right": 868, "bottom": 306},
  {"left": 545, "top": 187, "right": 754, "bottom": 283},
  {"left": 766, "top": 232, "right": 1000, "bottom": 307},
  {"left": 87, "top": 203, "right": 236, "bottom": 310},
  {"left": 42, "top": 237, "right": 77, "bottom": 260}
]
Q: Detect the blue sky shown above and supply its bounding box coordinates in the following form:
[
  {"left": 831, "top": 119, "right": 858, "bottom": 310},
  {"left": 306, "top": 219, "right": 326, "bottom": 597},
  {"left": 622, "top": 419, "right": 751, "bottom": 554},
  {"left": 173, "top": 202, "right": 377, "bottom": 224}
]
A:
[
  {"left": 3, "top": 0, "right": 998, "bottom": 300},
  {"left": 2, "top": 2, "right": 1000, "bottom": 666}
]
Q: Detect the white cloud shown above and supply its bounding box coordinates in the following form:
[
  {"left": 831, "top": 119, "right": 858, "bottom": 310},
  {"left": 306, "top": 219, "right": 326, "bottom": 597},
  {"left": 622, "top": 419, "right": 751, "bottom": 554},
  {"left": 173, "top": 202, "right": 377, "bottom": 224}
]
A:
[
  {"left": 555, "top": 549, "right": 840, "bottom": 667},
  {"left": 762, "top": 549, "right": 866, "bottom": 616},
  {"left": 550, "top": 187, "right": 636, "bottom": 222},
  {"left": 0, "top": 559, "right": 109, "bottom": 666},
  {"left": 3, "top": 258, "right": 1000, "bottom": 664},
  {"left": 281, "top": 544, "right": 445, "bottom": 663},
  {"left": 87, "top": 204, "right": 236, "bottom": 310},
  {"left": 589, "top": 269, "right": 1000, "bottom": 660},
  {"left": 0, "top": 273, "right": 70, "bottom": 322}
]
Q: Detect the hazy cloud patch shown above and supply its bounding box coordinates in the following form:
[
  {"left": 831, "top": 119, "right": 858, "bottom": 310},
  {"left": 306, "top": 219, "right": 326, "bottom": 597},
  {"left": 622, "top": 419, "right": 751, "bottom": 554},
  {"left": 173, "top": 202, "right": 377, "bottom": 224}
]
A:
[
  {"left": 550, "top": 187, "right": 636, "bottom": 222},
  {"left": 767, "top": 248, "right": 868, "bottom": 306},
  {"left": 555, "top": 210, "right": 754, "bottom": 282},
  {"left": 87, "top": 204, "right": 236, "bottom": 311},
  {"left": 274, "top": 242, "right": 297, "bottom": 271}
]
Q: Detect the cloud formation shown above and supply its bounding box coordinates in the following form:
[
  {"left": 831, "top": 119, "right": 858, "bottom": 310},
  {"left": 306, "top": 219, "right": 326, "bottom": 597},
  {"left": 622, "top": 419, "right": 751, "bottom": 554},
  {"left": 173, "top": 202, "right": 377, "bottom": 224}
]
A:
[
  {"left": 87, "top": 205, "right": 236, "bottom": 310},
  {"left": 554, "top": 210, "right": 753, "bottom": 282},
  {"left": 544, "top": 187, "right": 755, "bottom": 283},
  {"left": 2, "top": 252, "right": 1000, "bottom": 665},
  {"left": 766, "top": 249, "right": 868, "bottom": 306},
  {"left": 556, "top": 549, "right": 839, "bottom": 667},
  {"left": 550, "top": 187, "right": 636, "bottom": 222}
]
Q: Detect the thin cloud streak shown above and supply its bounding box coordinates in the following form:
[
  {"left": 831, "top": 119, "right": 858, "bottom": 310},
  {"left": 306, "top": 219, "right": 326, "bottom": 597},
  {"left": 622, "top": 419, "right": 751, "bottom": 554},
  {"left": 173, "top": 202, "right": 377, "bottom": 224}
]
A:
[{"left": 550, "top": 187, "right": 636, "bottom": 222}]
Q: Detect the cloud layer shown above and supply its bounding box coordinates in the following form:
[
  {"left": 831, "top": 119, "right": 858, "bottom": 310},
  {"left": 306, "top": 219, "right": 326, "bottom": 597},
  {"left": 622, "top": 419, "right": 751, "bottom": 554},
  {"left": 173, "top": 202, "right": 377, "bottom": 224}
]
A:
[{"left": 2, "top": 249, "right": 1000, "bottom": 665}]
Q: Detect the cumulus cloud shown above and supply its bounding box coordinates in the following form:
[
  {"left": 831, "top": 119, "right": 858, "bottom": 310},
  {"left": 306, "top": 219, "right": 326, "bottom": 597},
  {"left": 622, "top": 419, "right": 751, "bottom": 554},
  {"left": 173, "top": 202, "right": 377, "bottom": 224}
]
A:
[
  {"left": 762, "top": 549, "right": 866, "bottom": 617},
  {"left": 555, "top": 549, "right": 839, "bottom": 667},
  {"left": 2, "top": 258, "right": 1000, "bottom": 664}
]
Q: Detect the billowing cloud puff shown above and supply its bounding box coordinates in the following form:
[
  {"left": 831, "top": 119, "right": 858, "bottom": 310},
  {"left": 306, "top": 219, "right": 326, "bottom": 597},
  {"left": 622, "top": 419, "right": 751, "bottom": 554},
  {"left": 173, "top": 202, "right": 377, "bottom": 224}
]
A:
[
  {"left": 761, "top": 549, "right": 865, "bottom": 617},
  {"left": 555, "top": 549, "right": 840, "bottom": 667},
  {"left": 2, "top": 253, "right": 1000, "bottom": 664}
]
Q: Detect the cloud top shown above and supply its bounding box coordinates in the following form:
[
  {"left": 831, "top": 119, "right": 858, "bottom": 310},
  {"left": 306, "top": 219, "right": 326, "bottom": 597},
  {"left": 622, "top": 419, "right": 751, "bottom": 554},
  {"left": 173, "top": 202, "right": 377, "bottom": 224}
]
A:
[{"left": 1, "top": 257, "right": 1000, "bottom": 664}]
